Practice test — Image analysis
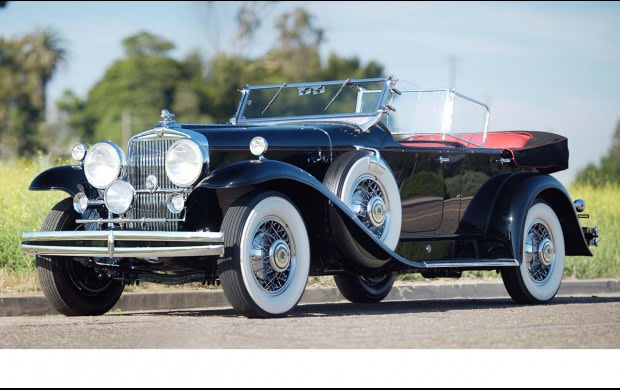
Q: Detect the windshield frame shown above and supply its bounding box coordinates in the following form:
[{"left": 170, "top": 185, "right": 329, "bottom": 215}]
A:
[{"left": 231, "top": 77, "right": 393, "bottom": 129}]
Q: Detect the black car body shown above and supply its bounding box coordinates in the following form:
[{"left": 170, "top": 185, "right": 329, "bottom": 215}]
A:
[{"left": 21, "top": 77, "right": 599, "bottom": 317}]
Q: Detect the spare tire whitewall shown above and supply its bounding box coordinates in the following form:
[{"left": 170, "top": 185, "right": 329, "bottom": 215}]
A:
[
  {"left": 323, "top": 151, "right": 401, "bottom": 303},
  {"left": 328, "top": 151, "right": 402, "bottom": 250}
]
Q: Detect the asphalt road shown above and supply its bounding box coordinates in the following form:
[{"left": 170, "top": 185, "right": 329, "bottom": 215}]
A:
[{"left": 2, "top": 295, "right": 620, "bottom": 348}]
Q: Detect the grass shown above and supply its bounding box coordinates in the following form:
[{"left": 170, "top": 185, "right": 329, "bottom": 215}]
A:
[
  {"left": 0, "top": 158, "right": 618, "bottom": 294},
  {"left": 0, "top": 158, "right": 66, "bottom": 293},
  {"left": 564, "top": 182, "right": 619, "bottom": 278}
]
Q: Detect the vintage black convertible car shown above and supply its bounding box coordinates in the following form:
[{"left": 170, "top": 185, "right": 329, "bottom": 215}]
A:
[{"left": 21, "top": 77, "right": 599, "bottom": 318}]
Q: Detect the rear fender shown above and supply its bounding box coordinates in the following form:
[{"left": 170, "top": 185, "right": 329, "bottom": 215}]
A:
[{"left": 486, "top": 173, "right": 592, "bottom": 262}]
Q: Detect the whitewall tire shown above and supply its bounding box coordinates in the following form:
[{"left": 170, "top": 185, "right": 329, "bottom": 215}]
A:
[
  {"left": 323, "top": 151, "right": 400, "bottom": 303},
  {"left": 502, "top": 201, "right": 566, "bottom": 304},
  {"left": 323, "top": 151, "right": 402, "bottom": 250},
  {"left": 219, "top": 191, "right": 310, "bottom": 318}
]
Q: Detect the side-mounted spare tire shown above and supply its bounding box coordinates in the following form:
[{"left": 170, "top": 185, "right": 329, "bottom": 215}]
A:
[{"left": 323, "top": 151, "right": 401, "bottom": 303}]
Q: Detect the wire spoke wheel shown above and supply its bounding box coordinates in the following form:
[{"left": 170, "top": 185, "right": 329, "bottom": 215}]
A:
[
  {"left": 219, "top": 191, "right": 310, "bottom": 318},
  {"left": 501, "top": 201, "right": 565, "bottom": 304},
  {"left": 350, "top": 176, "right": 390, "bottom": 241},
  {"left": 250, "top": 218, "right": 295, "bottom": 295},
  {"left": 524, "top": 220, "right": 555, "bottom": 285}
]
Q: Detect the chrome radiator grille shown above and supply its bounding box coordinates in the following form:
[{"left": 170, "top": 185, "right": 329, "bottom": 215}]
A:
[{"left": 126, "top": 136, "right": 183, "bottom": 231}]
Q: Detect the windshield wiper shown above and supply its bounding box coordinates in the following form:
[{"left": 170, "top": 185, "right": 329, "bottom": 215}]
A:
[
  {"left": 324, "top": 79, "right": 350, "bottom": 111},
  {"left": 261, "top": 83, "right": 287, "bottom": 115}
]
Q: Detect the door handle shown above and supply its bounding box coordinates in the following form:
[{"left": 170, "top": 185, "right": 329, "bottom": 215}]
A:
[{"left": 438, "top": 156, "right": 450, "bottom": 164}]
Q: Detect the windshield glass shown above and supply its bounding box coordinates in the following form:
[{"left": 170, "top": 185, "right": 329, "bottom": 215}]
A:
[{"left": 235, "top": 78, "right": 389, "bottom": 123}]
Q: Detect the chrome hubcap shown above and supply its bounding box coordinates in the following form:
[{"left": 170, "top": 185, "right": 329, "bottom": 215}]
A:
[
  {"left": 524, "top": 220, "right": 555, "bottom": 284},
  {"left": 269, "top": 240, "right": 291, "bottom": 273},
  {"left": 367, "top": 196, "right": 386, "bottom": 227},
  {"left": 350, "top": 176, "right": 390, "bottom": 240},
  {"left": 250, "top": 219, "right": 294, "bottom": 294}
]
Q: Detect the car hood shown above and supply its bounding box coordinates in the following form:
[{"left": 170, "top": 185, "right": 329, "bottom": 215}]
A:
[{"left": 179, "top": 123, "right": 333, "bottom": 153}]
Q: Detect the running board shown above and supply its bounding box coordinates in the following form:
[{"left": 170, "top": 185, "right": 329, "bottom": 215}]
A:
[{"left": 421, "top": 259, "right": 519, "bottom": 269}]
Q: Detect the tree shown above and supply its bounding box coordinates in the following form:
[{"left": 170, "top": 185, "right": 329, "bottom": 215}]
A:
[
  {"left": 0, "top": 28, "right": 66, "bottom": 157},
  {"left": 20, "top": 28, "right": 67, "bottom": 122},
  {"left": 63, "top": 31, "right": 212, "bottom": 144},
  {"left": 575, "top": 120, "right": 620, "bottom": 186},
  {"left": 122, "top": 31, "right": 175, "bottom": 58},
  {"left": 59, "top": 7, "right": 387, "bottom": 144}
]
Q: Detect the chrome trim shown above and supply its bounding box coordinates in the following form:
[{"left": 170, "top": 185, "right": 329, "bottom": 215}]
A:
[
  {"left": 243, "top": 77, "right": 389, "bottom": 90},
  {"left": 235, "top": 77, "right": 392, "bottom": 132},
  {"left": 22, "top": 230, "right": 223, "bottom": 242},
  {"left": 165, "top": 139, "right": 208, "bottom": 187},
  {"left": 76, "top": 217, "right": 185, "bottom": 225},
  {"left": 84, "top": 142, "right": 126, "bottom": 189},
  {"left": 574, "top": 199, "right": 586, "bottom": 213},
  {"left": 21, "top": 230, "right": 225, "bottom": 258},
  {"left": 422, "top": 259, "right": 519, "bottom": 268},
  {"left": 21, "top": 244, "right": 224, "bottom": 258},
  {"left": 135, "top": 188, "right": 190, "bottom": 194},
  {"left": 159, "top": 108, "right": 176, "bottom": 127}
]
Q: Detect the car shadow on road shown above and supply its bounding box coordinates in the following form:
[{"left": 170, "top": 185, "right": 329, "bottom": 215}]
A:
[{"left": 112, "top": 295, "right": 620, "bottom": 319}]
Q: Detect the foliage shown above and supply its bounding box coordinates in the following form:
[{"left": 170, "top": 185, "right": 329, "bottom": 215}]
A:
[
  {"left": 0, "top": 158, "right": 65, "bottom": 275},
  {"left": 0, "top": 28, "right": 66, "bottom": 157},
  {"left": 575, "top": 120, "right": 620, "bottom": 186},
  {"left": 564, "top": 182, "right": 620, "bottom": 279},
  {"left": 56, "top": 7, "right": 385, "bottom": 142}
]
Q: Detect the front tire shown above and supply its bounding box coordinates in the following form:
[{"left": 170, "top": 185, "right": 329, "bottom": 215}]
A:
[
  {"left": 36, "top": 198, "right": 124, "bottom": 316},
  {"left": 501, "top": 201, "right": 566, "bottom": 304},
  {"left": 219, "top": 191, "right": 310, "bottom": 318}
]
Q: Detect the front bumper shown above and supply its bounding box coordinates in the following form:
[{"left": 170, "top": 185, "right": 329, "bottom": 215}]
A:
[{"left": 21, "top": 230, "right": 224, "bottom": 258}]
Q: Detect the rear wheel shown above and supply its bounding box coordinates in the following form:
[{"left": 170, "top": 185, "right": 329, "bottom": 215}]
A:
[
  {"left": 219, "top": 191, "right": 310, "bottom": 318},
  {"left": 36, "top": 198, "right": 124, "bottom": 316},
  {"left": 334, "top": 273, "right": 395, "bottom": 303},
  {"left": 501, "top": 201, "right": 565, "bottom": 304}
]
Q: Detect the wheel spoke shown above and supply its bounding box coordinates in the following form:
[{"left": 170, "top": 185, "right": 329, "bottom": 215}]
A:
[
  {"left": 250, "top": 218, "right": 293, "bottom": 294},
  {"left": 526, "top": 220, "right": 554, "bottom": 284}
]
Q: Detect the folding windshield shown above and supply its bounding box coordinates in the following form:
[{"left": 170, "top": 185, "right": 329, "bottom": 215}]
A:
[
  {"left": 233, "top": 78, "right": 390, "bottom": 125},
  {"left": 385, "top": 80, "right": 490, "bottom": 146}
]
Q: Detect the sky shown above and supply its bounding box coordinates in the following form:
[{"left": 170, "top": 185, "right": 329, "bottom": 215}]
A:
[{"left": 1, "top": 1, "right": 619, "bottom": 184}]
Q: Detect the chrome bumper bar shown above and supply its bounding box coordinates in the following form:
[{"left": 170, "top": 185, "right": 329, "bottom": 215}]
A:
[{"left": 21, "top": 230, "right": 224, "bottom": 258}]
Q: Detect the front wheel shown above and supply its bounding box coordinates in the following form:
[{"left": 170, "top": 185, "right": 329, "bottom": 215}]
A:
[
  {"left": 36, "top": 198, "right": 124, "bottom": 316},
  {"left": 501, "top": 201, "right": 566, "bottom": 304},
  {"left": 218, "top": 191, "right": 310, "bottom": 318}
]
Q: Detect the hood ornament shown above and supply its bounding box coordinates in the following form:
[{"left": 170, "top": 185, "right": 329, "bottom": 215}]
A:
[{"left": 157, "top": 108, "right": 176, "bottom": 137}]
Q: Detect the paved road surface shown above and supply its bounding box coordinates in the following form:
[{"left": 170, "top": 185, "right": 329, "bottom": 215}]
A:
[{"left": 2, "top": 295, "right": 620, "bottom": 348}]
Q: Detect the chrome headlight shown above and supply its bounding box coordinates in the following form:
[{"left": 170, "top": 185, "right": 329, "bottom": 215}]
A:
[
  {"left": 104, "top": 181, "right": 135, "bottom": 215},
  {"left": 84, "top": 142, "right": 125, "bottom": 189},
  {"left": 165, "top": 139, "right": 206, "bottom": 187}
]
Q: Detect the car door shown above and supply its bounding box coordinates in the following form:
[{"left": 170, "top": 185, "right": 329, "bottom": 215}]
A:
[{"left": 383, "top": 147, "right": 445, "bottom": 233}]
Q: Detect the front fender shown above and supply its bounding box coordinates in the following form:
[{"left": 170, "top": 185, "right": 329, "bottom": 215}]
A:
[
  {"left": 29, "top": 165, "right": 90, "bottom": 197},
  {"left": 196, "top": 159, "right": 426, "bottom": 270},
  {"left": 487, "top": 173, "right": 592, "bottom": 262}
]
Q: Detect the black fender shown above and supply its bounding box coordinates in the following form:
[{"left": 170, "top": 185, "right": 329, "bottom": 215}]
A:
[
  {"left": 484, "top": 172, "right": 592, "bottom": 262},
  {"left": 195, "top": 159, "right": 426, "bottom": 271},
  {"left": 28, "top": 165, "right": 91, "bottom": 197}
]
